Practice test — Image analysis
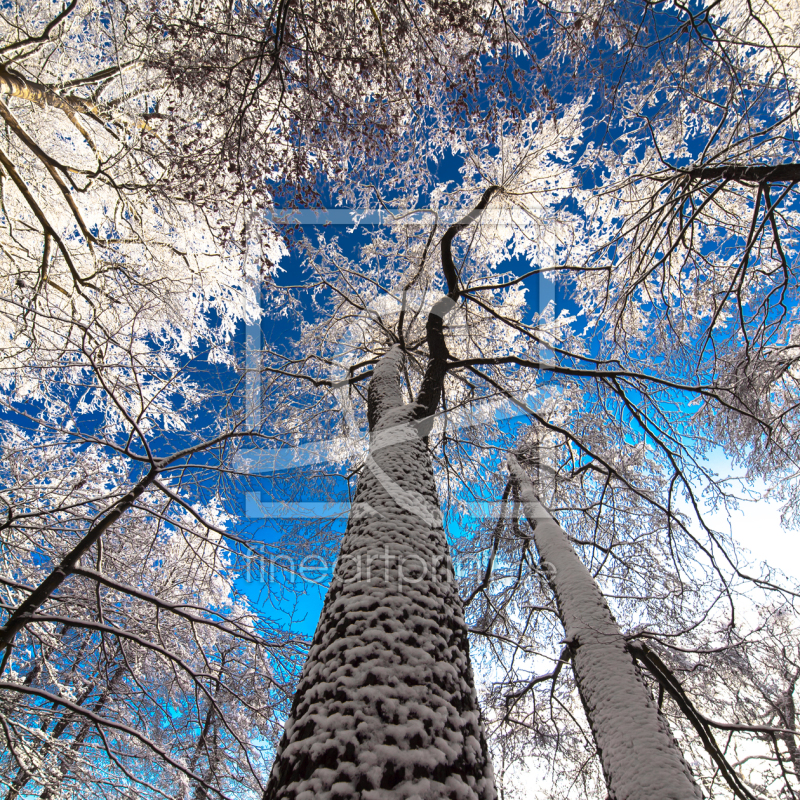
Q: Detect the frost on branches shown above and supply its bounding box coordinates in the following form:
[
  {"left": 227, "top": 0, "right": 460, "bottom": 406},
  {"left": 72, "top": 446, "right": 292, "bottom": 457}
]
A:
[
  {"left": 3, "top": 0, "right": 800, "bottom": 798},
  {"left": 0, "top": 0, "right": 516, "bottom": 795}
]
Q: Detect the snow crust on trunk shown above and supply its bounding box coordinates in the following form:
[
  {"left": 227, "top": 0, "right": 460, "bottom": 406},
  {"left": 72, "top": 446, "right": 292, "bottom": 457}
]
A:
[
  {"left": 264, "top": 347, "right": 495, "bottom": 800},
  {"left": 508, "top": 456, "right": 703, "bottom": 800}
]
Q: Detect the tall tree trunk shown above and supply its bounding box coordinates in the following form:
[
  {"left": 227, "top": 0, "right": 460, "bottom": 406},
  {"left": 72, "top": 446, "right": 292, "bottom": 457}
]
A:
[
  {"left": 263, "top": 346, "right": 495, "bottom": 800},
  {"left": 508, "top": 456, "right": 703, "bottom": 800},
  {"left": 36, "top": 663, "right": 127, "bottom": 800},
  {"left": 776, "top": 668, "right": 800, "bottom": 780}
]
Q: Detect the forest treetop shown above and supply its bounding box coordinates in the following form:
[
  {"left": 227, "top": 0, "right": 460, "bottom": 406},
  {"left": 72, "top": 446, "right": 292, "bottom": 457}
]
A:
[{"left": 1, "top": 0, "right": 800, "bottom": 798}]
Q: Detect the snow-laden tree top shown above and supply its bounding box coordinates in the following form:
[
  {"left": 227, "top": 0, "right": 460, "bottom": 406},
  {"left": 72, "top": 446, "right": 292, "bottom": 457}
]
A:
[{"left": 1, "top": 0, "right": 800, "bottom": 797}]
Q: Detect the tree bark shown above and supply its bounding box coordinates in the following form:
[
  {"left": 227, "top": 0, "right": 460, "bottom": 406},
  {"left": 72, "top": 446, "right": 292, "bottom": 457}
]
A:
[
  {"left": 37, "top": 663, "right": 127, "bottom": 800},
  {"left": 0, "top": 65, "right": 99, "bottom": 117},
  {"left": 263, "top": 346, "right": 495, "bottom": 800},
  {"left": 685, "top": 163, "right": 800, "bottom": 184},
  {"left": 776, "top": 675, "right": 800, "bottom": 780},
  {"left": 508, "top": 456, "right": 703, "bottom": 800}
]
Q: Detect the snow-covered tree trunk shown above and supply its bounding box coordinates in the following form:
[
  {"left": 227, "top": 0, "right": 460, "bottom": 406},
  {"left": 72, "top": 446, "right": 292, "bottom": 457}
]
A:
[
  {"left": 263, "top": 346, "right": 495, "bottom": 800},
  {"left": 508, "top": 456, "right": 703, "bottom": 800}
]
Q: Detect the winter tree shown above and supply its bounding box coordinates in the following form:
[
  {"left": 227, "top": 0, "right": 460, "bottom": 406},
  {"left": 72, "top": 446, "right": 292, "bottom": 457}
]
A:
[
  {"left": 261, "top": 196, "right": 502, "bottom": 800},
  {"left": 252, "top": 1, "right": 800, "bottom": 797},
  {"left": 0, "top": 0, "right": 299, "bottom": 785},
  {"left": 4, "top": 0, "right": 800, "bottom": 798},
  {"left": 0, "top": 0, "right": 523, "bottom": 796}
]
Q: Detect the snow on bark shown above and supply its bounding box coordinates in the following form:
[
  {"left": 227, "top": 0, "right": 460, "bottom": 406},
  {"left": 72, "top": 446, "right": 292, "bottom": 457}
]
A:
[
  {"left": 264, "top": 346, "right": 495, "bottom": 800},
  {"left": 507, "top": 456, "right": 703, "bottom": 800}
]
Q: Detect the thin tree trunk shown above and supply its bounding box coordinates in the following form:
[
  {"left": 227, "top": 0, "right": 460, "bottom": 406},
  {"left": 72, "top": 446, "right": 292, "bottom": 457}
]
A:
[
  {"left": 189, "top": 656, "right": 228, "bottom": 800},
  {"left": 0, "top": 64, "right": 100, "bottom": 117},
  {"left": 263, "top": 346, "right": 495, "bottom": 800},
  {"left": 0, "top": 467, "right": 158, "bottom": 654},
  {"left": 192, "top": 710, "right": 220, "bottom": 800},
  {"left": 508, "top": 456, "right": 703, "bottom": 800},
  {"left": 4, "top": 631, "right": 91, "bottom": 800},
  {"left": 36, "top": 663, "right": 127, "bottom": 800},
  {"left": 777, "top": 669, "right": 800, "bottom": 779}
]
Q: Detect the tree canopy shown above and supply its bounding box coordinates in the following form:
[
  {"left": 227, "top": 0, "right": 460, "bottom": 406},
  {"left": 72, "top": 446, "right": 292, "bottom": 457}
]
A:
[{"left": 1, "top": 0, "right": 800, "bottom": 798}]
